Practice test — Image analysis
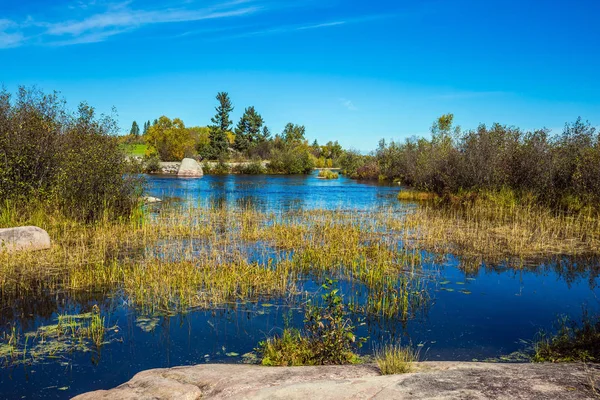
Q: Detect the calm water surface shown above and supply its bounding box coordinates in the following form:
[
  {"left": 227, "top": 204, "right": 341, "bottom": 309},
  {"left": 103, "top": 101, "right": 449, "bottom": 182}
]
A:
[{"left": 1, "top": 172, "right": 598, "bottom": 399}]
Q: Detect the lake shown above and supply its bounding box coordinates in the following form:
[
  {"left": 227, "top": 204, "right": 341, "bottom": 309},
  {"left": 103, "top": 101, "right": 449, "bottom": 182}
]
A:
[{"left": 1, "top": 172, "right": 598, "bottom": 399}]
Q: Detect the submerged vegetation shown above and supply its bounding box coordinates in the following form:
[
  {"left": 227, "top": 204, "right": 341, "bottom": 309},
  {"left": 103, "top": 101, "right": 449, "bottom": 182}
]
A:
[{"left": 0, "top": 306, "right": 115, "bottom": 366}]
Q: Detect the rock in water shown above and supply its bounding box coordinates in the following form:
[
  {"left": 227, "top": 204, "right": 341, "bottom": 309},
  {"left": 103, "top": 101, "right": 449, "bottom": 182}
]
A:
[
  {"left": 0, "top": 226, "right": 51, "bottom": 253},
  {"left": 177, "top": 158, "right": 203, "bottom": 177}
]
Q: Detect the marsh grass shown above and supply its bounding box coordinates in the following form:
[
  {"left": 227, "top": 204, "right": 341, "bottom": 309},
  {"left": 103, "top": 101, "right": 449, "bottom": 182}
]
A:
[
  {"left": 392, "top": 198, "right": 600, "bottom": 262},
  {"left": 375, "top": 343, "right": 420, "bottom": 374},
  {"left": 3, "top": 195, "right": 598, "bottom": 368},
  {"left": 0, "top": 202, "right": 430, "bottom": 323}
]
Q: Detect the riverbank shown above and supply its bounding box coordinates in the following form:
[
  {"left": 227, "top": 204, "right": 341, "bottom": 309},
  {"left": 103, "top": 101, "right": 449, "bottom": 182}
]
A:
[{"left": 73, "top": 362, "right": 599, "bottom": 399}]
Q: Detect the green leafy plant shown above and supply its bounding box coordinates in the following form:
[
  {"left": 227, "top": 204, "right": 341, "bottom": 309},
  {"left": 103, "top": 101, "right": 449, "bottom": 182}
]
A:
[{"left": 258, "top": 279, "right": 366, "bottom": 366}]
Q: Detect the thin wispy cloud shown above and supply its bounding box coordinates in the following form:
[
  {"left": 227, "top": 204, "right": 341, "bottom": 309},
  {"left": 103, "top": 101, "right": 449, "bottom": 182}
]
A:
[
  {"left": 0, "top": 19, "right": 24, "bottom": 48},
  {"left": 0, "top": 0, "right": 264, "bottom": 48},
  {"left": 214, "top": 13, "right": 395, "bottom": 40},
  {"left": 0, "top": 1, "right": 402, "bottom": 49}
]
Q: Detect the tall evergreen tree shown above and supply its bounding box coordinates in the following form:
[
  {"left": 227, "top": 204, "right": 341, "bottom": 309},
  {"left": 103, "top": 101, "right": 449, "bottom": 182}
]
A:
[
  {"left": 282, "top": 123, "right": 306, "bottom": 144},
  {"left": 208, "top": 92, "right": 234, "bottom": 159},
  {"left": 234, "top": 106, "right": 264, "bottom": 153},
  {"left": 260, "top": 126, "right": 271, "bottom": 142},
  {"left": 130, "top": 121, "right": 140, "bottom": 137}
]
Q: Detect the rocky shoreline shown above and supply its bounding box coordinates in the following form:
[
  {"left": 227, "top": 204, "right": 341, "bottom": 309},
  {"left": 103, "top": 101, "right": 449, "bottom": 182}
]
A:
[{"left": 73, "top": 362, "right": 599, "bottom": 399}]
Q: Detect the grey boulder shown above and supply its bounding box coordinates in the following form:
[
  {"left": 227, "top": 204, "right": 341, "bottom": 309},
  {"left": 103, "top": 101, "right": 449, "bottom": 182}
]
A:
[
  {"left": 0, "top": 226, "right": 51, "bottom": 253},
  {"left": 177, "top": 158, "right": 203, "bottom": 177}
]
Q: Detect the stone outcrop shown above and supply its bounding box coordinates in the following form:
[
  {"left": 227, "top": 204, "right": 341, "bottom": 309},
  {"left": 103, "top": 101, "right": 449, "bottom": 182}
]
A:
[
  {"left": 177, "top": 158, "right": 203, "bottom": 177},
  {"left": 0, "top": 226, "right": 51, "bottom": 253},
  {"left": 73, "top": 362, "right": 598, "bottom": 400}
]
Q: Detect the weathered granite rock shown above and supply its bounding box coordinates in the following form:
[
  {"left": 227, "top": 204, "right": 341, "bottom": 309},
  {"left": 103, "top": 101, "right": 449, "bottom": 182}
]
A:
[
  {"left": 0, "top": 226, "right": 51, "bottom": 253},
  {"left": 73, "top": 362, "right": 599, "bottom": 400},
  {"left": 177, "top": 158, "right": 203, "bottom": 177}
]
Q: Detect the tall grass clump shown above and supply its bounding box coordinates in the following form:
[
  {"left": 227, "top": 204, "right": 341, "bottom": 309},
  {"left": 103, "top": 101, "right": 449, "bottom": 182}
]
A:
[
  {"left": 375, "top": 343, "right": 420, "bottom": 374},
  {"left": 0, "top": 86, "right": 142, "bottom": 222}
]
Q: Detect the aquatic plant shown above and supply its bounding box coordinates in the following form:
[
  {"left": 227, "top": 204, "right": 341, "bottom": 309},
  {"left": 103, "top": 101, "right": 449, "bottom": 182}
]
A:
[
  {"left": 258, "top": 280, "right": 365, "bottom": 366},
  {"left": 0, "top": 307, "right": 114, "bottom": 367}
]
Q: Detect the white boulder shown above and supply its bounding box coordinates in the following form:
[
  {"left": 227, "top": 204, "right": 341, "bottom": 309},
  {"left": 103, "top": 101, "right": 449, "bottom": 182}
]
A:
[
  {"left": 0, "top": 226, "right": 51, "bottom": 253},
  {"left": 177, "top": 158, "right": 203, "bottom": 177}
]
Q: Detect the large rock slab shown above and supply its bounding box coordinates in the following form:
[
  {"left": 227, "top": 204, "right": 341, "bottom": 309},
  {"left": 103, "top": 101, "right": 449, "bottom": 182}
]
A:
[
  {"left": 177, "top": 158, "right": 203, "bottom": 177},
  {"left": 73, "top": 362, "right": 598, "bottom": 400},
  {"left": 0, "top": 226, "right": 51, "bottom": 253}
]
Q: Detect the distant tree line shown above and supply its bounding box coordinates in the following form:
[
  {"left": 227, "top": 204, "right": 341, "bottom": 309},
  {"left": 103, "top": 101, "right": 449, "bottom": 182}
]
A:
[
  {"left": 126, "top": 92, "right": 344, "bottom": 174},
  {"left": 340, "top": 114, "right": 600, "bottom": 211}
]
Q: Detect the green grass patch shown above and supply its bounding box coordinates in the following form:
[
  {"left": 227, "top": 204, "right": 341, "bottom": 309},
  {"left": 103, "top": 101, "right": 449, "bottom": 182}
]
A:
[{"left": 121, "top": 144, "right": 148, "bottom": 157}]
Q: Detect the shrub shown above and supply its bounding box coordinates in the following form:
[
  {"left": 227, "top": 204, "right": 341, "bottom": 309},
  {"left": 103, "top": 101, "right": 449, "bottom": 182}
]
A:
[
  {"left": 143, "top": 154, "right": 161, "bottom": 174},
  {"left": 267, "top": 145, "right": 314, "bottom": 175},
  {"left": 258, "top": 280, "right": 365, "bottom": 366},
  {"left": 0, "top": 87, "right": 141, "bottom": 221},
  {"left": 233, "top": 159, "right": 266, "bottom": 175},
  {"left": 373, "top": 114, "right": 600, "bottom": 211}
]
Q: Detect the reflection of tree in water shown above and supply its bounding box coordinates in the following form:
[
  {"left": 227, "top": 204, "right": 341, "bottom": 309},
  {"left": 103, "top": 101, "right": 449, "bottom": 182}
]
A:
[
  {"left": 235, "top": 195, "right": 265, "bottom": 212},
  {"left": 443, "top": 254, "right": 600, "bottom": 290},
  {"left": 0, "top": 286, "right": 117, "bottom": 333}
]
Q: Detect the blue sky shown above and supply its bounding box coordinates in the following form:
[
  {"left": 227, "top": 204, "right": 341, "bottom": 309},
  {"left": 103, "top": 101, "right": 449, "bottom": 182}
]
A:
[{"left": 1, "top": 0, "right": 599, "bottom": 150}]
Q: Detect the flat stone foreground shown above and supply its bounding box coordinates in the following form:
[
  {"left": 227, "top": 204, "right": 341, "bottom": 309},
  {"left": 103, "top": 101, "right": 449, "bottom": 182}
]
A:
[{"left": 74, "top": 362, "right": 599, "bottom": 400}]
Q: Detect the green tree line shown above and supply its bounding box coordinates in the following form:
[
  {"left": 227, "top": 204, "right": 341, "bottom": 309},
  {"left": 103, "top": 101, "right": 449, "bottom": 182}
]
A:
[{"left": 127, "top": 92, "right": 344, "bottom": 174}]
